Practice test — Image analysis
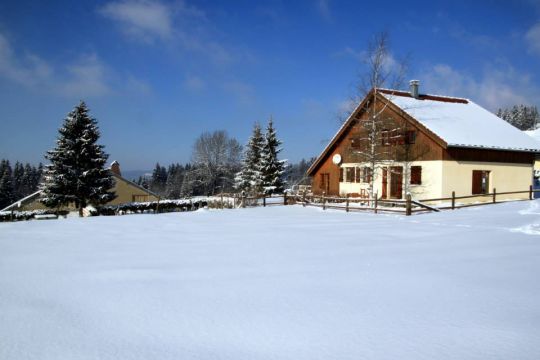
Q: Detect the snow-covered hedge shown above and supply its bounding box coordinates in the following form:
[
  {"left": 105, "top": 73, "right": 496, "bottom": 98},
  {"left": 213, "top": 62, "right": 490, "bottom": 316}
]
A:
[
  {"left": 0, "top": 209, "right": 69, "bottom": 222},
  {"left": 98, "top": 198, "right": 209, "bottom": 215}
]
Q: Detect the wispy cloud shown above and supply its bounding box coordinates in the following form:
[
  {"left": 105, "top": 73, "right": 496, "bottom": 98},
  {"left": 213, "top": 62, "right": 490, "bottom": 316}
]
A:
[
  {"left": 526, "top": 22, "right": 540, "bottom": 55},
  {"left": 98, "top": 0, "right": 174, "bottom": 42},
  {"left": 0, "top": 33, "right": 52, "bottom": 87},
  {"left": 316, "top": 0, "right": 332, "bottom": 22},
  {"left": 222, "top": 80, "right": 255, "bottom": 105},
  {"left": 183, "top": 74, "right": 206, "bottom": 92},
  {"left": 98, "top": 0, "right": 246, "bottom": 66},
  {"left": 58, "top": 54, "right": 112, "bottom": 97},
  {"left": 422, "top": 63, "right": 540, "bottom": 110},
  {"left": 0, "top": 31, "right": 151, "bottom": 98}
]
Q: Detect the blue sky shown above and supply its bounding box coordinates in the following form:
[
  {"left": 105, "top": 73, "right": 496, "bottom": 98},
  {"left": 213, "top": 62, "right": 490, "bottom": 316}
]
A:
[{"left": 1, "top": 0, "right": 539, "bottom": 170}]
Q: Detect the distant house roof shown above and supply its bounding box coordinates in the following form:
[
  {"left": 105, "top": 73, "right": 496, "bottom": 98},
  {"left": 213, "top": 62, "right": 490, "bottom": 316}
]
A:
[{"left": 380, "top": 89, "right": 540, "bottom": 152}]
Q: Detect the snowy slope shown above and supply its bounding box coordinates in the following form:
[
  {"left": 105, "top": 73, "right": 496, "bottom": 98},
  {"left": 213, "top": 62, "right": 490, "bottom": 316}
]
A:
[
  {"left": 384, "top": 93, "right": 540, "bottom": 151},
  {"left": 1, "top": 204, "right": 540, "bottom": 359}
]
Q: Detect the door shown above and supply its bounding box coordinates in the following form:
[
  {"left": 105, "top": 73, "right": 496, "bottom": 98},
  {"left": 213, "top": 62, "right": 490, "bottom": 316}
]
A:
[
  {"left": 390, "top": 166, "right": 403, "bottom": 199},
  {"left": 319, "top": 173, "right": 330, "bottom": 194},
  {"left": 381, "top": 167, "right": 388, "bottom": 199},
  {"left": 472, "top": 170, "right": 490, "bottom": 195}
]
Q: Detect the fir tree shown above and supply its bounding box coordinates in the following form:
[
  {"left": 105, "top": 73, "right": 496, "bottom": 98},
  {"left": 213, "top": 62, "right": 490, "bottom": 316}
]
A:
[
  {"left": 0, "top": 164, "right": 14, "bottom": 209},
  {"left": 235, "top": 123, "right": 264, "bottom": 194},
  {"left": 260, "top": 118, "right": 286, "bottom": 194},
  {"left": 40, "top": 101, "right": 116, "bottom": 216}
]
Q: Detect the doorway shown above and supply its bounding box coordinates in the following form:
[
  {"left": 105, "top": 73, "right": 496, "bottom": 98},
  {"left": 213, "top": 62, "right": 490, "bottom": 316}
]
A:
[
  {"left": 472, "top": 170, "right": 490, "bottom": 195},
  {"left": 390, "top": 166, "right": 403, "bottom": 199}
]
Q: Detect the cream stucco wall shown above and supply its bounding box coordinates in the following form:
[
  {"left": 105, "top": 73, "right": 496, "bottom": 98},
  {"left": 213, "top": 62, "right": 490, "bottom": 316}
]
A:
[
  {"left": 441, "top": 161, "right": 532, "bottom": 201},
  {"left": 338, "top": 160, "right": 533, "bottom": 202},
  {"left": 107, "top": 176, "right": 159, "bottom": 205}
]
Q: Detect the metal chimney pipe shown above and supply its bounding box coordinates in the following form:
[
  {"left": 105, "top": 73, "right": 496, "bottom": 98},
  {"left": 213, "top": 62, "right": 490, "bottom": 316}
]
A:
[{"left": 410, "top": 80, "right": 420, "bottom": 99}]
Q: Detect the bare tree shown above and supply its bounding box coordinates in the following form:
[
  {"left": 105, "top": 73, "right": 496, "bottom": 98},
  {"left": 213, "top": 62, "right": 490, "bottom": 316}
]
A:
[
  {"left": 188, "top": 130, "right": 242, "bottom": 195},
  {"left": 346, "top": 32, "right": 409, "bottom": 198}
]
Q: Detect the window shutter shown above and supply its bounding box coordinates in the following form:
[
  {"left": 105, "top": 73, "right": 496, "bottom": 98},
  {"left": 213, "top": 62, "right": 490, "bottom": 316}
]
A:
[{"left": 411, "top": 166, "right": 422, "bottom": 185}]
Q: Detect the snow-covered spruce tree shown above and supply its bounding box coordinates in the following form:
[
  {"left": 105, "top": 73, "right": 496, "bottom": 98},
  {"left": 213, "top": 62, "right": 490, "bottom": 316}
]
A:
[
  {"left": 235, "top": 123, "right": 264, "bottom": 194},
  {"left": 260, "top": 118, "right": 286, "bottom": 194},
  {"left": 40, "top": 101, "right": 116, "bottom": 216}
]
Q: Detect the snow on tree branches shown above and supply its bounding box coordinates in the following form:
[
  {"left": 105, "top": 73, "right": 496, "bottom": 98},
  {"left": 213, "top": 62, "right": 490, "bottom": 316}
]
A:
[
  {"left": 235, "top": 123, "right": 264, "bottom": 194},
  {"left": 260, "top": 118, "right": 286, "bottom": 194},
  {"left": 40, "top": 101, "right": 116, "bottom": 216},
  {"left": 497, "top": 105, "right": 539, "bottom": 131}
]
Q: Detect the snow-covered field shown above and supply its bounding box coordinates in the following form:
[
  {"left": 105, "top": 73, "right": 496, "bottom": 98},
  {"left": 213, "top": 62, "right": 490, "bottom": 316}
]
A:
[{"left": 1, "top": 202, "right": 540, "bottom": 359}]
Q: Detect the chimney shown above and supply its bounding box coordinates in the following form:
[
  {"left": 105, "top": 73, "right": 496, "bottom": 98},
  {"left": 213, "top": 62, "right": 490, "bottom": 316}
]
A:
[
  {"left": 409, "top": 80, "right": 420, "bottom": 99},
  {"left": 110, "top": 161, "right": 121, "bottom": 176}
]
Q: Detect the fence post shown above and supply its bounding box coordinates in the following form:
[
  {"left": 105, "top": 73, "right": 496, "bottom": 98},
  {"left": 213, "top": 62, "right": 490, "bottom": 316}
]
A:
[
  {"left": 302, "top": 191, "right": 306, "bottom": 207},
  {"left": 374, "top": 192, "right": 378, "bottom": 214},
  {"left": 220, "top": 193, "right": 224, "bottom": 209},
  {"left": 263, "top": 195, "right": 266, "bottom": 207},
  {"left": 451, "top": 191, "right": 455, "bottom": 210},
  {"left": 346, "top": 197, "right": 350, "bottom": 212},
  {"left": 156, "top": 197, "right": 160, "bottom": 214},
  {"left": 283, "top": 192, "right": 287, "bottom": 205},
  {"left": 530, "top": 185, "right": 533, "bottom": 200},
  {"left": 493, "top": 188, "right": 496, "bottom": 203},
  {"left": 406, "top": 193, "right": 412, "bottom": 216},
  {"left": 322, "top": 192, "right": 326, "bottom": 210}
]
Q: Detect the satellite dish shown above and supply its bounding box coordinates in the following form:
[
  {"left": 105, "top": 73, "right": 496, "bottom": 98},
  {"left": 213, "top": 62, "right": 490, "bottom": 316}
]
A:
[{"left": 332, "top": 154, "right": 342, "bottom": 165}]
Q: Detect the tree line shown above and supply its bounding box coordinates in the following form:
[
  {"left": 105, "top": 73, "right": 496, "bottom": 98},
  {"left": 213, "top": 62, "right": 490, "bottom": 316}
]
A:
[
  {"left": 0, "top": 160, "right": 43, "bottom": 209},
  {"left": 497, "top": 105, "right": 539, "bottom": 131},
  {"left": 140, "top": 121, "right": 313, "bottom": 198}
]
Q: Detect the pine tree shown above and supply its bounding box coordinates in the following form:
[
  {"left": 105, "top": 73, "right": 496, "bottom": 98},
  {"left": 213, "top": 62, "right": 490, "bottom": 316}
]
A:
[
  {"left": 260, "top": 118, "right": 286, "bottom": 194},
  {"left": 235, "top": 123, "right": 264, "bottom": 194},
  {"left": 12, "top": 162, "right": 24, "bottom": 199},
  {"left": 0, "top": 164, "right": 14, "bottom": 209},
  {"left": 40, "top": 101, "right": 116, "bottom": 216},
  {"left": 150, "top": 163, "right": 167, "bottom": 196}
]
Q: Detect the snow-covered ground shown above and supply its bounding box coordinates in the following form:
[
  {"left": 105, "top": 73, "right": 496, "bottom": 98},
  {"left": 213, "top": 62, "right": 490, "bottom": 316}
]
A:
[{"left": 1, "top": 203, "right": 540, "bottom": 359}]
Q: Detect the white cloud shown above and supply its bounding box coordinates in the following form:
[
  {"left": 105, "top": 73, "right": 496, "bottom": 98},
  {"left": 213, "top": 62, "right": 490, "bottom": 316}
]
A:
[
  {"left": 421, "top": 63, "right": 540, "bottom": 110},
  {"left": 526, "top": 22, "right": 540, "bottom": 55},
  {"left": 98, "top": 0, "right": 173, "bottom": 42}
]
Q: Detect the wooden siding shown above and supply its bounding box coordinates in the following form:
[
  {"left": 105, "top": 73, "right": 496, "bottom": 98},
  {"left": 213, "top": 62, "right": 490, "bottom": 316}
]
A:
[{"left": 443, "top": 147, "right": 535, "bottom": 164}]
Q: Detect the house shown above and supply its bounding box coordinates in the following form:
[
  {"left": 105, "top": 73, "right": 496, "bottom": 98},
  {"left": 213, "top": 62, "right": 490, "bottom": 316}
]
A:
[
  {"left": 307, "top": 81, "right": 540, "bottom": 202},
  {"left": 1, "top": 161, "right": 159, "bottom": 212}
]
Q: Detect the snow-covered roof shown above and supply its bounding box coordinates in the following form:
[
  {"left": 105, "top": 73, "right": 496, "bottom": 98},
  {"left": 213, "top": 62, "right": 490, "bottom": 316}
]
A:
[
  {"left": 382, "top": 92, "right": 540, "bottom": 152},
  {"left": 525, "top": 128, "right": 540, "bottom": 144}
]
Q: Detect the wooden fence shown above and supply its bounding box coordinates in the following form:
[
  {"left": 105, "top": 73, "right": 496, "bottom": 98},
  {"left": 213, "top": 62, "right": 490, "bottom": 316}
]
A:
[{"left": 285, "top": 185, "right": 540, "bottom": 216}]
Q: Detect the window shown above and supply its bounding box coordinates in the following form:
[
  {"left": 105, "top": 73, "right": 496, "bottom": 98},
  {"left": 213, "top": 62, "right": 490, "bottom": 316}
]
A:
[
  {"left": 350, "top": 138, "right": 361, "bottom": 149},
  {"left": 361, "top": 167, "right": 372, "bottom": 183},
  {"left": 346, "top": 167, "right": 355, "bottom": 183},
  {"left": 405, "top": 130, "right": 417, "bottom": 144},
  {"left": 339, "top": 168, "right": 344, "bottom": 182},
  {"left": 410, "top": 166, "right": 422, "bottom": 185},
  {"left": 355, "top": 167, "right": 361, "bottom": 183},
  {"left": 381, "top": 130, "right": 390, "bottom": 145}
]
